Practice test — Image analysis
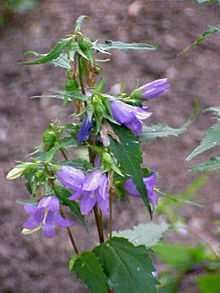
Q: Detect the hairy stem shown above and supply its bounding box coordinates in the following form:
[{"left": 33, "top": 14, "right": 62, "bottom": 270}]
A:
[{"left": 93, "top": 204, "right": 105, "bottom": 243}]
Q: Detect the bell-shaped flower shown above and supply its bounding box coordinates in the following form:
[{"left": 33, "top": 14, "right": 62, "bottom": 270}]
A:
[
  {"left": 22, "top": 196, "right": 73, "bottom": 238},
  {"left": 77, "top": 115, "right": 93, "bottom": 143},
  {"left": 136, "top": 78, "right": 170, "bottom": 100},
  {"left": 57, "top": 166, "right": 109, "bottom": 216},
  {"left": 110, "top": 99, "right": 151, "bottom": 135},
  {"left": 124, "top": 173, "right": 158, "bottom": 208}
]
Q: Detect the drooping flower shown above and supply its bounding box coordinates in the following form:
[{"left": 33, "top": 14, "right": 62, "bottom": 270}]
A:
[
  {"left": 56, "top": 166, "right": 109, "bottom": 216},
  {"left": 124, "top": 173, "right": 158, "bottom": 208},
  {"left": 136, "top": 78, "right": 170, "bottom": 100},
  {"left": 77, "top": 115, "right": 93, "bottom": 143},
  {"left": 22, "top": 196, "right": 73, "bottom": 238},
  {"left": 110, "top": 99, "right": 151, "bottom": 135}
]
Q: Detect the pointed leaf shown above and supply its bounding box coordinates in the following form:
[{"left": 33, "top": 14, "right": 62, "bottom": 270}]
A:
[
  {"left": 94, "top": 41, "right": 156, "bottom": 51},
  {"left": 112, "top": 222, "right": 168, "bottom": 248},
  {"left": 141, "top": 121, "right": 190, "bottom": 142},
  {"left": 23, "top": 38, "right": 72, "bottom": 65},
  {"left": 74, "top": 15, "right": 88, "bottom": 31},
  {"left": 192, "top": 156, "right": 220, "bottom": 172},
  {"left": 109, "top": 125, "right": 151, "bottom": 214},
  {"left": 94, "top": 237, "right": 157, "bottom": 293},
  {"left": 70, "top": 251, "right": 108, "bottom": 293},
  {"left": 186, "top": 121, "right": 220, "bottom": 160}
]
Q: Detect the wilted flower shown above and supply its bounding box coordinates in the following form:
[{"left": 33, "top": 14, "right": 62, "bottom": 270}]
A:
[
  {"left": 110, "top": 99, "right": 151, "bottom": 135},
  {"left": 136, "top": 78, "right": 170, "bottom": 100},
  {"left": 124, "top": 173, "right": 158, "bottom": 208},
  {"left": 77, "top": 115, "right": 93, "bottom": 143},
  {"left": 57, "top": 166, "right": 109, "bottom": 216},
  {"left": 22, "top": 196, "right": 73, "bottom": 238}
]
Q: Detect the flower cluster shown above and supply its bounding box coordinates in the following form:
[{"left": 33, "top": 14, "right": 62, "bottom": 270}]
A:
[{"left": 57, "top": 166, "right": 109, "bottom": 216}]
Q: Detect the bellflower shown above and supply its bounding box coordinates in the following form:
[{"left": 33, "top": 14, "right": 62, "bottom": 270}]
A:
[
  {"left": 77, "top": 115, "right": 93, "bottom": 143},
  {"left": 136, "top": 78, "right": 170, "bottom": 100},
  {"left": 110, "top": 98, "right": 151, "bottom": 135},
  {"left": 22, "top": 196, "right": 73, "bottom": 238},
  {"left": 124, "top": 173, "right": 158, "bottom": 208},
  {"left": 57, "top": 166, "right": 109, "bottom": 216}
]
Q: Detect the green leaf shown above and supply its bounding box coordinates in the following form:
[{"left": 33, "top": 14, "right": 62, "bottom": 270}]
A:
[
  {"left": 94, "top": 41, "right": 156, "bottom": 52},
  {"left": 196, "top": 0, "right": 220, "bottom": 3},
  {"left": 197, "top": 274, "right": 220, "bottom": 293},
  {"left": 192, "top": 156, "right": 220, "bottom": 172},
  {"left": 23, "top": 38, "right": 72, "bottom": 65},
  {"left": 154, "top": 243, "right": 206, "bottom": 270},
  {"left": 53, "top": 184, "right": 84, "bottom": 223},
  {"left": 109, "top": 125, "right": 152, "bottom": 215},
  {"left": 112, "top": 222, "right": 168, "bottom": 248},
  {"left": 70, "top": 251, "right": 108, "bottom": 293},
  {"left": 186, "top": 121, "right": 220, "bottom": 160},
  {"left": 94, "top": 237, "right": 157, "bottom": 293},
  {"left": 141, "top": 121, "right": 190, "bottom": 142}
]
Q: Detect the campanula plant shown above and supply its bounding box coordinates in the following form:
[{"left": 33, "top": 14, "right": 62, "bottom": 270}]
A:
[{"left": 7, "top": 16, "right": 185, "bottom": 292}]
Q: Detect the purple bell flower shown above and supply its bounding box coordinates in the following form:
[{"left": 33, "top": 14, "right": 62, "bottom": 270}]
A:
[
  {"left": 77, "top": 115, "right": 93, "bottom": 143},
  {"left": 57, "top": 166, "right": 109, "bottom": 216},
  {"left": 110, "top": 99, "right": 151, "bottom": 135},
  {"left": 22, "top": 196, "right": 73, "bottom": 238},
  {"left": 124, "top": 173, "right": 158, "bottom": 208},
  {"left": 137, "top": 78, "right": 170, "bottom": 100}
]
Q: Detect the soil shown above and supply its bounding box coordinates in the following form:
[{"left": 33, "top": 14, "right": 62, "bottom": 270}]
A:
[{"left": 0, "top": 0, "right": 220, "bottom": 292}]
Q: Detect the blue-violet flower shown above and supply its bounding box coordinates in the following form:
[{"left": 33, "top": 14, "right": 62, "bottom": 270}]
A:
[
  {"left": 77, "top": 115, "right": 93, "bottom": 143},
  {"left": 137, "top": 78, "right": 170, "bottom": 100},
  {"left": 110, "top": 99, "right": 151, "bottom": 135},
  {"left": 22, "top": 196, "right": 73, "bottom": 237},
  {"left": 124, "top": 173, "right": 158, "bottom": 208},
  {"left": 57, "top": 166, "right": 109, "bottom": 216}
]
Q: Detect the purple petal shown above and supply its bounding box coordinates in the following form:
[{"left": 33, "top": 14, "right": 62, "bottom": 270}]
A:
[
  {"left": 83, "top": 170, "right": 103, "bottom": 191},
  {"left": 38, "top": 196, "right": 60, "bottom": 212},
  {"left": 111, "top": 100, "right": 134, "bottom": 124},
  {"left": 77, "top": 115, "right": 93, "bottom": 143},
  {"left": 144, "top": 174, "right": 158, "bottom": 207},
  {"left": 57, "top": 166, "right": 85, "bottom": 191},
  {"left": 97, "top": 192, "right": 109, "bottom": 215},
  {"left": 54, "top": 212, "right": 73, "bottom": 228},
  {"left": 124, "top": 178, "right": 140, "bottom": 197},
  {"left": 98, "top": 174, "right": 108, "bottom": 200},
  {"left": 42, "top": 223, "right": 56, "bottom": 238},
  {"left": 41, "top": 211, "right": 56, "bottom": 237},
  {"left": 126, "top": 113, "right": 143, "bottom": 135},
  {"left": 23, "top": 208, "right": 44, "bottom": 229},
  {"left": 138, "top": 78, "right": 170, "bottom": 100},
  {"left": 69, "top": 191, "right": 82, "bottom": 200},
  {"left": 24, "top": 204, "right": 37, "bottom": 215},
  {"left": 80, "top": 195, "right": 96, "bottom": 215}
]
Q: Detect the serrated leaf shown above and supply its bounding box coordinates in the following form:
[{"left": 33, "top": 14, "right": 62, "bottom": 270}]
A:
[
  {"left": 23, "top": 38, "right": 72, "bottom": 65},
  {"left": 71, "top": 251, "right": 108, "bottom": 293},
  {"left": 192, "top": 156, "right": 220, "bottom": 172},
  {"left": 186, "top": 121, "right": 220, "bottom": 160},
  {"left": 197, "top": 274, "right": 220, "bottom": 293},
  {"left": 94, "top": 237, "right": 157, "bottom": 293},
  {"left": 109, "top": 125, "right": 152, "bottom": 215},
  {"left": 94, "top": 41, "right": 156, "bottom": 52},
  {"left": 141, "top": 121, "right": 190, "bottom": 142},
  {"left": 53, "top": 184, "right": 84, "bottom": 223},
  {"left": 112, "top": 222, "right": 168, "bottom": 248}
]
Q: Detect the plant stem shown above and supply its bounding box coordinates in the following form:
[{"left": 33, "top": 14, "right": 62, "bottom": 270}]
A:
[
  {"left": 78, "top": 55, "right": 86, "bottom": 95},
  {"left": 61, "top": 208, "right": 79, "bottom": 255},
  {"left": 93, "top": 204, "right": 105, "bottom": 243}
]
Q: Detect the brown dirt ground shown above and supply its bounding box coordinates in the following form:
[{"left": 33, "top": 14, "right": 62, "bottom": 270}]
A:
[{"left": 0, "top": 0, "right": 220, "bottom": 292}]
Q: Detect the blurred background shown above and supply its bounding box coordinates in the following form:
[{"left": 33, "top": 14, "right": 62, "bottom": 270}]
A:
[{"left": 0, "top": 0, "right": 220, "bottom": 292}]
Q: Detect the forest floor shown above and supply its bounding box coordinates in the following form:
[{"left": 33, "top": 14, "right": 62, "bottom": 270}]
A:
[{"left": 0, "top": 0, "right": 220, "bottom": 292}]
